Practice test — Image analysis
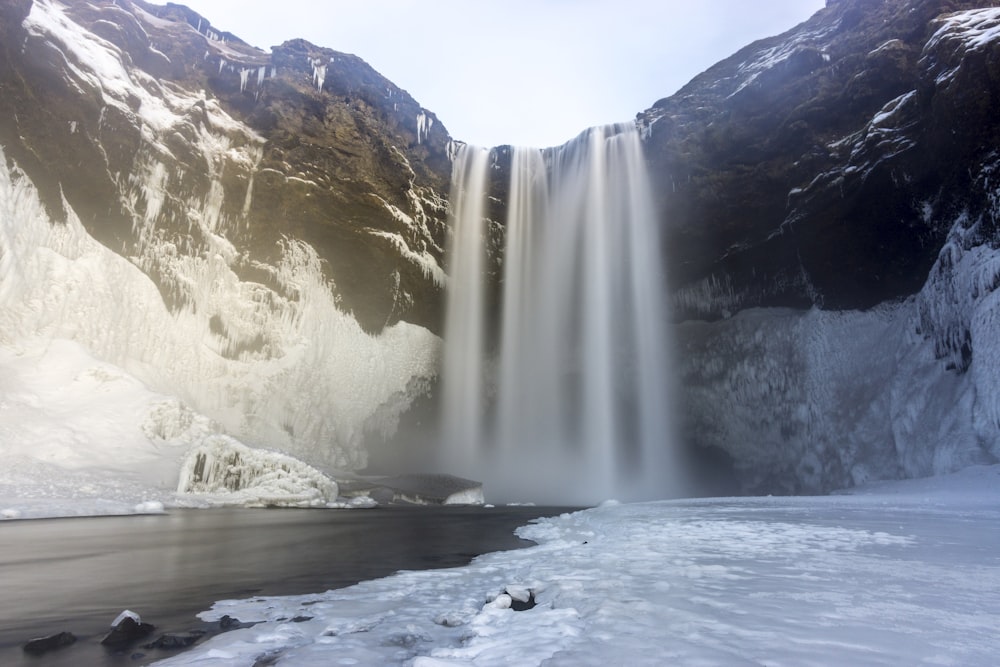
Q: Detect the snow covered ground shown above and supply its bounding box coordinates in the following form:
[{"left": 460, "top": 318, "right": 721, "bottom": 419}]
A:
[{"left": 147, "top": 465, "right": 1000, "bottom": 667}]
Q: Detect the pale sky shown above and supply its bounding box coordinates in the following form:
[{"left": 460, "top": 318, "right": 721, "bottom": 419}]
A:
[{"left": 178, "top": 1, "right": 825, "bottom": 148}]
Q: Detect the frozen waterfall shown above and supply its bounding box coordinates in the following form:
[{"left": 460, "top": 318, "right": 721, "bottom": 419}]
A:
[{"left": 441, "top": 124, "right": 676, "bottom": 504}]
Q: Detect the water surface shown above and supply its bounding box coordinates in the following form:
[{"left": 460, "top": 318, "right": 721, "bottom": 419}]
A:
[{"left": 0, "top": 505, "right": 569, "bottom": 666}]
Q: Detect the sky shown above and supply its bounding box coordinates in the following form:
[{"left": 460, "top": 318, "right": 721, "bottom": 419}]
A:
[{"left": 177, "top": 0, "right": 825, "bottom": 148}]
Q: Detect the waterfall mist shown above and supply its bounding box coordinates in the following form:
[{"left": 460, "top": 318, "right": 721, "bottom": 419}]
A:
[{"left": 441, "top": 124, "right": 677, "bottom": 504}]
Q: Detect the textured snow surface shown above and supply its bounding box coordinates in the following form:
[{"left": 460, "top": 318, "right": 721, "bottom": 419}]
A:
[
  {"left": 0, "top": 339, "right": 185, "bottom": 518},
  {"left": 154, "top": 466, "right": 1000, "bottom": 666}
]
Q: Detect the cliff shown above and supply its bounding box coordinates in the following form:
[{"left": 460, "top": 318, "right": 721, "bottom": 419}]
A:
[{"left": 642, "top": 0, "right": 1000, "bottom": 492}]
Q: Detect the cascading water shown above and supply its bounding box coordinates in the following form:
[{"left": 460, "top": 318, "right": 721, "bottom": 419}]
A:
[
  {"left": 441, "top": 123, "right": 676, "bottom": 504},
  {"left": 440, "top": 145, "right": 491, "bottom": 476}
]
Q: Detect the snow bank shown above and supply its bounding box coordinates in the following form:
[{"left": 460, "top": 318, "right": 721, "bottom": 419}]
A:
[
  {"left": 0, "top": 339, "right": 191, "bottom": 518},
  {"left": 153, "top": 466, "right": 1000, "bottom": 666}
]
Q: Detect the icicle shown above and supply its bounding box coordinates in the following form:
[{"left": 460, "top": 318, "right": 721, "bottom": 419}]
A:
[
  {"left": 218, "top": 58, "right": 225, "bottom": 74},
  {"left": 239, "top": 68, "right": 250, "bottom": 93},
  {"left": 312, "top": 60, "right": 326, "bottom": 92},
  {"left": 417, "top": 112, "right": 428, "bottom": 144},
  {"left": 257, "top": 66, "right": 266, "bottom": 87}
]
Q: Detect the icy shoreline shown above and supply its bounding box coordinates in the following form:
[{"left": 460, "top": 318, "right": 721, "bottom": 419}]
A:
[{"left": 144, "top": 464, "right": 1000, "bottom": 666}]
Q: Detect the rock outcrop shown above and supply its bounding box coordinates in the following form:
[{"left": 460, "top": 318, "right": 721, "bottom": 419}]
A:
[
  {"left": 643, "top": 0, "right": 1000, "bottom": 319},
  {"left": 0, "top": 0, "right": 446, "bottom": 474},
  {"left": 0, "top": 0, "right": 452, "bottom": 334},
  {"left": 641, "top": 0, "right": 1000, "bottom": 493}
]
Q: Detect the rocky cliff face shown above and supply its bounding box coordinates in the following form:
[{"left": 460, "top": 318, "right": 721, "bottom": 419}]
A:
[
  {"left": 0, "top": 0, "right": 452, "bottom": 473},
  {"left": 644, "top": 0, "right": 1000, "bottom": 318},
  {"left": 642, "top": 0, "right": 1000, "bottom": 492},
  {"left": 0, "top": 0, "right": 453, "bottom": 335}
]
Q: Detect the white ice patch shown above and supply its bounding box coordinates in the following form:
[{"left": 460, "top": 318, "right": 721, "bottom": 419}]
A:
[
  {"left": 366, "top": 229, "right": 446, "bottom": 287},
  {"left": 311, "top": 57, "right": 326, "bottom": 92},
  {"left": 416, "top": 111, "right": 432, "bottom": 144},
  {"left": 926, "top": 7, "right": 1000, "bottom": 54},
  {"left": 177, "top": 437, "right": 339, "bottom": 507}
]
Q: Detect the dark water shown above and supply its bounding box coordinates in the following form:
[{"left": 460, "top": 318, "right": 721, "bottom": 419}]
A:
[{"left": 0, "top": 506, "right": 570, "bottom": 666}]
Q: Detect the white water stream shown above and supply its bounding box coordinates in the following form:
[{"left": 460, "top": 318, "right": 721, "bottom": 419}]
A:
[{"left": 442, "top": 124, "right": 676, "bottom": 503}]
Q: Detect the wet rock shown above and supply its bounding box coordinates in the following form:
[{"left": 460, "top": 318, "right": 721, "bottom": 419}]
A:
[
  {"left": 22, "top": 631, "right": 76, "bottom": 655},
  {"left": 219, "top": 614, "right": 255, "bottom": 631},
  {"left": 144, "top": 630, "right": 207, "bottom": 650},
  {"left": 506, "top": 586, "right": 537, "bottom": 611},
  {"left": 101, "top": 611, "right": 155, "bottom": 647}
]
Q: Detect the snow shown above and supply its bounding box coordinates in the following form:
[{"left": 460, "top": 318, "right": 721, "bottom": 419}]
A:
[
  {"left": 149, "top": 466, "right": 1000, "bottom": 666},
  {"left": 112, "top": 610, "right": 142, "bottom": 628},
  {"left": 367, "top": 229, "right": 447, "bottom": 288},
  {"left": 869, "top": 90, "right": 916, "bottom": 128},
  {"left": 729, "top": 23, "right": 836, "bottom": 98},
  {"left": 926, "top": 8, "right": 1000, "bottom": 54},
  {"left": 922, "top": 8, "right": 1000, "bottom": 87}
]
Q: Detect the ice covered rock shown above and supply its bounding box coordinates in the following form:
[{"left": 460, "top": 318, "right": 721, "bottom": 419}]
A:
[
  {"left": 101, "top": 610, "right": 155, "bottom": 647},
  {"left": 177, "top": 437, "right": 338, "bottom": 507},
  {"left": 339, "top": 473, "right": 484, "bottom": 505}
]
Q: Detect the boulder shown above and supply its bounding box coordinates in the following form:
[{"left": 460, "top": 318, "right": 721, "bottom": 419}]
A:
[
  {"left": 101, "top": 610, "right": 155, "bottom": 647},
  {"left": 22, "top": 631, "right": 76, "bottom": 655}
]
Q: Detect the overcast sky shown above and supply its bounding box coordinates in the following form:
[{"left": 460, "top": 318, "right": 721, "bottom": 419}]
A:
[{"left": 177, "top": 1, "right": 826, "bottom": 148}]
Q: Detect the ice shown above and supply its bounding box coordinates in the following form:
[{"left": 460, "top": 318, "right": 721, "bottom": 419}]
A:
[
  {"left": 311, "top": 58, "right": 326, "bottom": 91},
  {"left": 177, "top": 437, "right": 339, "bottom": 507},
  {"left": 152, "top": 466, "right": 1000, "bottom": 666},
  {"left": 417, "top": 111, "right": 432, "bottom": 144},
  {"left": 111, "top": 610, "right": 142, "bottom": 628},
  {"left": 366, "top": 229, "right": 446, "bottom": 287}
]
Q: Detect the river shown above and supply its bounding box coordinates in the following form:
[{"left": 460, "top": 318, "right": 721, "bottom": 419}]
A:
[{"left": 0, "top": 505, "right": 570, "bottom": 666}]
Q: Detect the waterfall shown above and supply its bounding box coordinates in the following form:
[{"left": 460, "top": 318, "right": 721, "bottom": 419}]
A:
[
  {"left": 442, "top": 124, "right": 676, "bottom": 504},
  {"left": 440, "top": 145, "right": 491, "bottom": 477}
]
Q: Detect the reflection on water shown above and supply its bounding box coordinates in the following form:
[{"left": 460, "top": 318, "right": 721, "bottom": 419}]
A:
[{"left": 0, "top": 506, "right": 570, "bottom": 666}]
